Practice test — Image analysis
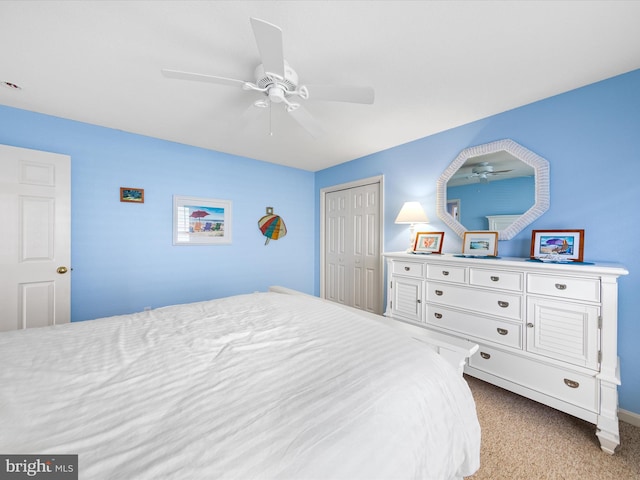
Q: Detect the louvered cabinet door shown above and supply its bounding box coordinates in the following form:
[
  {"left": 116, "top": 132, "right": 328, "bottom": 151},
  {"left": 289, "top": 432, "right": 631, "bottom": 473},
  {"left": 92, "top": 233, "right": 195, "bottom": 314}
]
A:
[
  {"left": 389, "top": 276, "right": 424, "bottom": 324},
  {"left": 526, "top": 297, "right": 600, "bottom": 370}
]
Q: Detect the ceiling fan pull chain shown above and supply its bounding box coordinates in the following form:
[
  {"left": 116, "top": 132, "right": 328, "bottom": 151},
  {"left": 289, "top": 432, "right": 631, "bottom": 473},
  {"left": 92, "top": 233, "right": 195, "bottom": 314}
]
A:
[{"left": 269, "top": 102, "right": 273, "bottom": 136}]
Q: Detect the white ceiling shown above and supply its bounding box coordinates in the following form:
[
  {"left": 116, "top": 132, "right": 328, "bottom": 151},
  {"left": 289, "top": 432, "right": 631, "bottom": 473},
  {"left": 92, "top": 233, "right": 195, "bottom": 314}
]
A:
[{"left": 1, "top": 1, "right": 639, "bottom": 172}]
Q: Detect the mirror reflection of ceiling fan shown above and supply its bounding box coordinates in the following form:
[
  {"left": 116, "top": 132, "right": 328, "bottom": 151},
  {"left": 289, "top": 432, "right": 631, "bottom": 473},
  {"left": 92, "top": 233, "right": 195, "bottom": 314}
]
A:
[
  {"left": 161, "top": 17, "right": 374, "bottom": 138},
  {"left": 466, "top": 162, "right": 513, "bottom": 183}
]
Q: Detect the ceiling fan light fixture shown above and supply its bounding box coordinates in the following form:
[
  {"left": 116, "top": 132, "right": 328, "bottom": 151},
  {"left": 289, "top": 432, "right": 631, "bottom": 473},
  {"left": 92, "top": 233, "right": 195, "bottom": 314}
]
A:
[{"left": 268, "top": 86, "right": 286, "bottom": 103}]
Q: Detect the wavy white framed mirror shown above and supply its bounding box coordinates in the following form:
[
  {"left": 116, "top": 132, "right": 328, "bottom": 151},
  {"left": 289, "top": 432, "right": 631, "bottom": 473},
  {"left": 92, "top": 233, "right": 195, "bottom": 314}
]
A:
[{"left": 436, "top": 139, "right": 550, "bottom": 240}]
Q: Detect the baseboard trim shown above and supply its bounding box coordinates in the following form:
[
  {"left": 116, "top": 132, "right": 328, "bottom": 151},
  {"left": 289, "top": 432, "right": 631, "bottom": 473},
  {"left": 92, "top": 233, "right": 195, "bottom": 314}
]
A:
[{"left": 619, "top": 409, "right": 640, "bottom": 427}]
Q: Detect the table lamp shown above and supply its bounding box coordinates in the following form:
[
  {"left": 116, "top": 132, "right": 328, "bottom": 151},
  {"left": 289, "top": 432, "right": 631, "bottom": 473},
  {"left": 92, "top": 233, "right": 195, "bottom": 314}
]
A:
[{"left": 395, "top": 201, "right": 429, "bottom": 252}]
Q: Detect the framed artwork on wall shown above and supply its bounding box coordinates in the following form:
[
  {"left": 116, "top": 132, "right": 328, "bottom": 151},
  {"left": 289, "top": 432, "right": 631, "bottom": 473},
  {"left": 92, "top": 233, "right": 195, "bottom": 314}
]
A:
[
  {"left": 413, "top": 232, "right": 444, "bottom": 254},
  {"left": 120, "top": 187, "right": 144, "bottom": 203},
  {"left": 462, "top": 231, "right": 498, "bottom": 257},
  {"left": 173, "top": 195, "right": 232, "bottom": 245},
  {"left": 530, "top": 229, "right": 584, "bottom": 262}
]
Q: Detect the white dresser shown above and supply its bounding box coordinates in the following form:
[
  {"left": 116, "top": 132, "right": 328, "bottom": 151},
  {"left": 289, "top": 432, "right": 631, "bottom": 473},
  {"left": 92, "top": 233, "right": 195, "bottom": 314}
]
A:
[{"left": 383, "top": 252, "right": 628, "bottom": 453}]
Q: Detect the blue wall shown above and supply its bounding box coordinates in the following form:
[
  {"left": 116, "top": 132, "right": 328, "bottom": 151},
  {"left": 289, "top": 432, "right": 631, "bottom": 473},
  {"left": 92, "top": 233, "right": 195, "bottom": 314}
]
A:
[
  {"left": 315, "top": 69, "right": 640, "bottom": 415},
  {"left": 0, "top": 105, "right": 315, "bottom": 321}
]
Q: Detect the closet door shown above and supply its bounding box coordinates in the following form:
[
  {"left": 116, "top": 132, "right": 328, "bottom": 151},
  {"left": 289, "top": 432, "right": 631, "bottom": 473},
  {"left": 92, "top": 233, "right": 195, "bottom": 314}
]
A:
[
  {"left": 324, "top": 181, "right": 381, "bottom": 314},
  {"left": 325, "top": 189, "right": 348, "bottom": 305}
]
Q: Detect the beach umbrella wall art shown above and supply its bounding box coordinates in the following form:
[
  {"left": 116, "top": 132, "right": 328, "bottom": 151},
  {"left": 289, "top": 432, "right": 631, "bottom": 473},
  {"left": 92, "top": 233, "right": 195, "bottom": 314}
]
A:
[{"left": 258, "top": 207, "right": 287, "bottom": 245}]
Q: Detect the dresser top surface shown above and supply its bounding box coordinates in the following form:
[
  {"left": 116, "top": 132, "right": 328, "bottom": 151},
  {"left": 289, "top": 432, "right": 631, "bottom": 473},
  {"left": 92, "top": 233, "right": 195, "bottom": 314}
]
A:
[{"left": 383, "top": 252, "right": 628, "bottom": 277}]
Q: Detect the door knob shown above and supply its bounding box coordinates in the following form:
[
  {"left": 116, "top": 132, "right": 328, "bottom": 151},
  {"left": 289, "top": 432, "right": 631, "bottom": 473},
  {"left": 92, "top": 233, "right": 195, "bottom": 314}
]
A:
[{"left": 57, "top": 266, "right": 68, "bottom": 274}]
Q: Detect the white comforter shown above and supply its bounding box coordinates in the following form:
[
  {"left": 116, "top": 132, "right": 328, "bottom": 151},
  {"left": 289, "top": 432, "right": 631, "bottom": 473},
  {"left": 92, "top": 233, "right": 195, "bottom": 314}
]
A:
[{"left": 0, "top": 292, "right": 480, "bottom": 479}]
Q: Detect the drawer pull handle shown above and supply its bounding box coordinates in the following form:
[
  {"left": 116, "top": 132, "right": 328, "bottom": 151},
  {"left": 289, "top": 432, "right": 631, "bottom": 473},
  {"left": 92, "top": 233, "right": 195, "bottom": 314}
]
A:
[
  {"left": 498, "top": 300, "right": 509, "bottom": 308},
  {"left": 416, "top": 299, "right": 421, "bottom": 304},
  {"left": 527, "top": 322, "right": 534, "bottom": 328},
  {"left": 564, "top": 379, "right": 580, "bottom": 389},
  {"left": 555, "top": 283, "right": 567, "bottom": 290},
  {"left": 404, "top": 266, "right": 411, "bottom": 271},
  {"left": 480, "top": 352, "right": 491, "bottom": 360},
  {"left": 491, "top": 276, "right": 499, "bottom": 282},
  {"left": 497, "top": 328, "right": 508, "bottom": 335},
  {"left": 442, "top": 270, "right": 450, "bottom": 276},
  {"left": 435, "top": 290, "right": 443, "bottom": 296},
  {"left": 434, "top": 312, "right": 442, "bottom": 319}
]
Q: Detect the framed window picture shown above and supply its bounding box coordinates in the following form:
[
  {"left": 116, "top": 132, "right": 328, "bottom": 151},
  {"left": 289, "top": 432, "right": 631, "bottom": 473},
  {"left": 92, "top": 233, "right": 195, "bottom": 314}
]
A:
[
  {"left": 413, "top": 232, "right": 444, "bottom": 254},
  {"left": 173, "top": 196, "right": 232, "bottom": 245},
  {"left": 120, "top": 187, "right": 144, "bottom": 203},
  {"left": 530, "top": 229, "right": 584, "bottom": 262},
  {"left": 462, "top": 231, "right": 498, "bottom": 257}
]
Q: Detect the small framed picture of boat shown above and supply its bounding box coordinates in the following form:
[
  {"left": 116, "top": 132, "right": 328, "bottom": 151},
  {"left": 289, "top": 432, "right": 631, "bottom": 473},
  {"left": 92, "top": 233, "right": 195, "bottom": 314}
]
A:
[
  {"left": 120, "top": 187, "right": 144, "bottom": 203},
  {"left": 530, "top": 229, "right": 584, "bottom": 262}
]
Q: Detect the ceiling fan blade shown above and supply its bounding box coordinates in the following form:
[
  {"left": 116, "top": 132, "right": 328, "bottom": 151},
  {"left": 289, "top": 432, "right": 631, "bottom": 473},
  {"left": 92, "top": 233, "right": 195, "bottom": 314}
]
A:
[
  {"left": 161, "top": 69, "right": 247, "bottom": 88},
  {"left": 224, "top": 102, "right": 267, "bottom": 140},
  {"left": 250, "top": 18, "right": 285, "bottom": 78},
  {"left": 288, "top": 105, "right": 325, "bottom": 138},
  {"left": 305, "top": 84, "right": 375, "bottom": 104}
]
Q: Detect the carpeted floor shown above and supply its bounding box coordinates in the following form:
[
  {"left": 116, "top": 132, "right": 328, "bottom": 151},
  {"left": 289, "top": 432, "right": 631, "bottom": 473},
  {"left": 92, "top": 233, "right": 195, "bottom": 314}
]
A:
[{"left": 464, "top": 375, "right": 640, "bottom": 480}]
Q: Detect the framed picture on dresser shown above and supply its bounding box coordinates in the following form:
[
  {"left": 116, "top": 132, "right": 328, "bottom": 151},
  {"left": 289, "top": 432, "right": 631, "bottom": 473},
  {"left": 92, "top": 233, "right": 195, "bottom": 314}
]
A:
[
  {"left": 413, "top": 232, "right": 444, "bottom": 254},
  {"left": 462, "top": 231, "right": 498, "bottom": 256},
  {"left": 530, "top": 229, "right": 584, "bottom": 262}
]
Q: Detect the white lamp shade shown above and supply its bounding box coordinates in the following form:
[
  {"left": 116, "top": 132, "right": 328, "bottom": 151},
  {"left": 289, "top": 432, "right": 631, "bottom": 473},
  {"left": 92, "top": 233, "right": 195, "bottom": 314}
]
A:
[{"left": 395, "top": 201, "right": 429, "bottom": 224}]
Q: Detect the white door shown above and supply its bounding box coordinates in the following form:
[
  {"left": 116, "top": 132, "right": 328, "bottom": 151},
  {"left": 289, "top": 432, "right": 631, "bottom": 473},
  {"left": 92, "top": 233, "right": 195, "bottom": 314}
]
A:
[
  {"left": 323, "top": 179, "right": 382, "bottom": 314},
  {"left": 0, "top": 144, "right": 71, "bottom": 331},
  {"left": 325, "top": 189, "right": 348, "bottom": 305}
]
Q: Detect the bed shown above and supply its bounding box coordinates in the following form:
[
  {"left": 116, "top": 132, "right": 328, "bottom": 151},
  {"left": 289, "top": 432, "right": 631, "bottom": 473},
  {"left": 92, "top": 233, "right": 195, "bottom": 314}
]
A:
[{"left": 0, "top": 288, "right": 480, "bottom": 479}]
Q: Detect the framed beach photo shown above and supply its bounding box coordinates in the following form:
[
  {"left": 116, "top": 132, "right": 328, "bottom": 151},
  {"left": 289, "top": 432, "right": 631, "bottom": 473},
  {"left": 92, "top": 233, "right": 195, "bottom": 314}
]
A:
[
  {"left": 173, "top": 196, "right": 232, "bottom": 245},
  {"left": 530, "top": 229, "right": 584, "bottom": 262},
  {"left": 462, "top": 231, "right": 498, "bottom": 257},
  {"left": 120, "top": 187, "right": 144, "bottom": 203},
  {"left": 413, "top": 232, "right": 445, "bottom": 254}
]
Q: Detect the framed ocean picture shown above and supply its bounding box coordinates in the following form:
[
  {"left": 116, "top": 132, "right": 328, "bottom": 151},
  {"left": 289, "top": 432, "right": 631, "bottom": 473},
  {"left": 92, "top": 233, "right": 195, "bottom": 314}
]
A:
[
  {"left": 462, "top": 231, "right": 498, "bottom": 257},
  {"left": 173, "top": 196, "right": 232, "bottom": 245}
]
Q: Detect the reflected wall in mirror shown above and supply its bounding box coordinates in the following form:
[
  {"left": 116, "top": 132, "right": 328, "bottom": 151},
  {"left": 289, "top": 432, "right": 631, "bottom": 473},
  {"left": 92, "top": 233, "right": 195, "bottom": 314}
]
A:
[{"left": 436, "top": 139, "right": 550, "bottom": 240}]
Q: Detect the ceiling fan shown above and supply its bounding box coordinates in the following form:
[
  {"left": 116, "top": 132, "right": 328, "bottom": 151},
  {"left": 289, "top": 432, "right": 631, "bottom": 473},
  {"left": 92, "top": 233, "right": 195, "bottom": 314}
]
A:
[
  {"left": 161, "top": 17, "right": 375, "bottom": 138},
  {"left": 467, "top": 162, "right": 513, "bottom": 183}
]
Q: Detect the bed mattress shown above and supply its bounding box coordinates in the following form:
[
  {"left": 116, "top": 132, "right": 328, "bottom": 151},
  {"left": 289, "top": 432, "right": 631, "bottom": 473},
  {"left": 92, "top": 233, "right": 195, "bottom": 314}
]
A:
[{"left": 0, "top": 291, "right": 480, "bottom": 479}]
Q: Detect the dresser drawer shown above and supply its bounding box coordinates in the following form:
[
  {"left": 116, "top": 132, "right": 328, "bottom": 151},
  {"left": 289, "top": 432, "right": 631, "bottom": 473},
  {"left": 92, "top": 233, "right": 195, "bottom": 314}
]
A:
[
  {"left": 426, "top": 264, "right": 466, "bottom": 283},
  {"left": 470, "top": 268, "right": 523, "bottom": 292},
  {"left": 426, "top": 305, "right": 522, "bottom": 349},
  {"left": 469, "top": 344, "right": 598, "bottom": 412},
  {"left": 426, "top": 283, "right": 522, "bottom": 320},
  {"left": 527, "top": 274, "right": 600, "bottom": 302},
  {"left": 392, "top": 261, "right": 425, "bottom": 278}
]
